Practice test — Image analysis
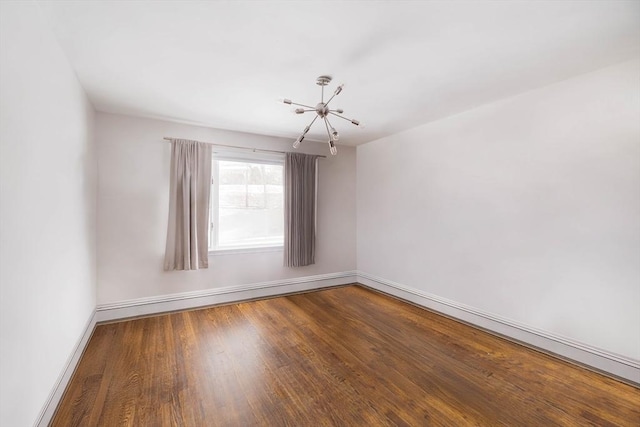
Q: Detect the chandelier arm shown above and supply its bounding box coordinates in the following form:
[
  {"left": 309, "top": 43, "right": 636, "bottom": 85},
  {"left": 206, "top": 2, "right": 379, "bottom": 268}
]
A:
[
  {"left": 324, "top": 83, "right": 344, "bottom": 107},
  {"left": 328, "top": 112, "right": 351, "bottom": 121},
  {"left": 328, "top": 112, "right": 358, "bottom": 123},
  {"left": 325, "top": 116, "right": 339, "bottom": 141},
  {"left": 323, "top": 117, "right": 333, "bottom": 141},
  {"left": 323, "top": 93, "right": 338, "bottom": 108},
  {"left": 306, "top": 114, "right": 320, "bottom": 130},
  {"left": 289, "top": 101, "right": 316, "bottom": 109},
  {"left": 325, "top": 115, "right": 335, "bottom": 131}
]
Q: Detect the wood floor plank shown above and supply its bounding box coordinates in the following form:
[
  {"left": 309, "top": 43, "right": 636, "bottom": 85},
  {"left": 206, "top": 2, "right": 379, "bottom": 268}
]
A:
[{"left": 51, "top": 285, "right": 640, "bottom": 426}]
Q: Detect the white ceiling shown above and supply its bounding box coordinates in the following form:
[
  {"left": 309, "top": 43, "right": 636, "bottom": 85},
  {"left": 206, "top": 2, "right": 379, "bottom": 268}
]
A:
[{"left": 38, "top": 1, "right": 639, "bottom": 146}]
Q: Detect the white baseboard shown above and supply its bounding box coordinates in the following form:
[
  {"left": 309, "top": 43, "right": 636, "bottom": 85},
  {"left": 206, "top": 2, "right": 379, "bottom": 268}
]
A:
[
  {"left": 36, "top": 271, "right": 356, "bottom": 426},
  {"left": 36, "top": 269, "right": 636, "bottom": 427},
  {"left": 357, "top": 271, "right": 640, "bottom": 386},
  {"left": 96, "top": 271, "right": 358, "bottom": 322},
  {"left": 35, "top": 309, "right": 97, "bottom": 427}
]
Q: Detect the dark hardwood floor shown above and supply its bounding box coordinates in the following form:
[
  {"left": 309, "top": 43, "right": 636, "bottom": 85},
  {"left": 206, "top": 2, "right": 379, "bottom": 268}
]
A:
[{"left": 52, "top": 285, "right": 640, "bottom": 426}]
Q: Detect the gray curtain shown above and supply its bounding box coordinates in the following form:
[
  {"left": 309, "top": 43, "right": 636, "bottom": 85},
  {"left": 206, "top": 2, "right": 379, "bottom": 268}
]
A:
[
  {"left": 284, "top": 152, "right": 319, "bottom": 267},
  {"left": 164, "top": 139, "right": 212, "bottom": 270}
]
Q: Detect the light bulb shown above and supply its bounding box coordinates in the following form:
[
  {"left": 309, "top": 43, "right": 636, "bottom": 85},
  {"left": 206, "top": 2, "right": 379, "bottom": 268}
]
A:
[
  {"left": 329, "top": 140, "right": 337, "bottom": 155},
  {"left": 293, "top": 139, "right": 301, "bottom": 148},
  {"left": 331, "top": 128, "right": 339, "bottom": 141},
  {"left": 334, "top": 84, "right": 344, "bottom": 95},
  {"left": 295, "top": 108, "right": 305, "bottom": 114},
  {"left": 351, "top": 119, "right": 360, "bottom": 126},
  {"left": 335, "top": 108, "right": 344, "bottom": 114},
  {"left": 303, "top": 126, "right": 310, "bottom": 135},
  {"left": 280, "top": 98, "right": 292, "bottom": 104}
]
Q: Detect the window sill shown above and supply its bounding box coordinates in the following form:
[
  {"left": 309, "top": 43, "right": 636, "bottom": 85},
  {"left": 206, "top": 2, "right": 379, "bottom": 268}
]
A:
[{"left": 209, "top": 245, "right": 284, "bottom": 256}]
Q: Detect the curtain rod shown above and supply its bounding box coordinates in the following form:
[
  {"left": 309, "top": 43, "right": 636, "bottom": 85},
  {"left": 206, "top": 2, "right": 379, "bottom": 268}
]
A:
[{"left": 162, "top": 137, "right": 327, "bottom": 158}]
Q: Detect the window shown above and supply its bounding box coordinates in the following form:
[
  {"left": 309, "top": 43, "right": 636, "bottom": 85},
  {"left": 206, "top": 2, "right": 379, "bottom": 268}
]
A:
[{"left": 209, "top": 151, "right": 284, "bottom": 252}]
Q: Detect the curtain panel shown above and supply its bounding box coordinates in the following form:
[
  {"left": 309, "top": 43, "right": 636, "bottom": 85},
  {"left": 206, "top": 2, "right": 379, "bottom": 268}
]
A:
[
  {"left": 284, "top": 152, "right": 319, "bottom": 267},
  {"left": 164, "top": 139, "right": 212, "bottom": 271}
]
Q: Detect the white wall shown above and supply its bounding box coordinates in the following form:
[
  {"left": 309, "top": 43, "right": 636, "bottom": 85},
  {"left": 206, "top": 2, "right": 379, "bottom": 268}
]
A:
[
  {"left": 357, "top": 59, "right": 640, "bottom": 360},
  {"left": 0, "top": 3, "right": 97, "bottom": 426},
  {"left": 96, "top": 113, "right": 356, "bottom": 304}
]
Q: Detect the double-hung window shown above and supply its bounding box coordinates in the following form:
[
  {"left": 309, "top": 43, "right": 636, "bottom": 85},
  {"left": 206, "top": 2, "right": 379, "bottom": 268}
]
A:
[{"left": 209, "top": 150, "right": 284, "bottom": 253}]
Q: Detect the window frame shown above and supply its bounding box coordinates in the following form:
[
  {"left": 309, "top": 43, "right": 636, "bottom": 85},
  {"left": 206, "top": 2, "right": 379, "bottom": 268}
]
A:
[{"left": 208, "top": 149, "right": 285, "bottom": 255}]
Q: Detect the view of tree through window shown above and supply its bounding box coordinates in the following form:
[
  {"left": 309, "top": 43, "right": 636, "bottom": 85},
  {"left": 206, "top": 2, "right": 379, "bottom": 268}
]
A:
[{"left": 211, "top": 158, "right": 284, "bottom": 249}]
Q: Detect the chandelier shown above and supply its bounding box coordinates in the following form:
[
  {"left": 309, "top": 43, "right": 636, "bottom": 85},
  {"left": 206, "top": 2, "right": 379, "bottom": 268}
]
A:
[{"left": 281, "top": 75, "right": 361, "bottom": 155}]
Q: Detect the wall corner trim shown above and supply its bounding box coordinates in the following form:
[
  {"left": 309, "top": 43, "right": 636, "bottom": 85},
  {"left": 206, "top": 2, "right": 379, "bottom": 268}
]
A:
[
  {"left": 356, "top": 271, "right": 640, "bottom": 386},
  {"left": 35, "top": 309, "right": 97, "bottom": 427}
]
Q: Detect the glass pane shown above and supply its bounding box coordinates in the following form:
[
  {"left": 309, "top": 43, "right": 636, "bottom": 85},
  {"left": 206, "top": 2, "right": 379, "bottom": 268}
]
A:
[{"left": 217, "top": 160, "right": 284, "bottom": 248}]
